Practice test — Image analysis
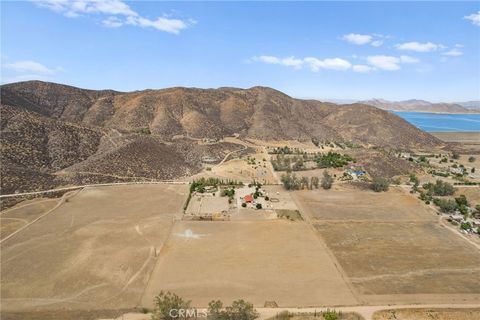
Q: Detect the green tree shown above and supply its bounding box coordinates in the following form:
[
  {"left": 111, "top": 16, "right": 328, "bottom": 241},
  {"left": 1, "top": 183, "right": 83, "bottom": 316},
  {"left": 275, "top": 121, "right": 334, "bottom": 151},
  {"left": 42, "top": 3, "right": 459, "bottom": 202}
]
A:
[
  {"left": 256, "top": 203, "right": 262, "bottom": 209},
  {"left": 311, "top": 176, "right": 319, "bottom": 189},
  {"left": 208, "top": 300, "right": 224, "bottom": 320},
  {"left": 225, "top": 300, "right": 259, "bottom": 320},
  {"left": 321, "top": 171, "right": 334, "bottom": 190},
  {"left": 433, "top": 198, "right": 458, "bottom": 213},
  {"left": 371, "top": 177, "right": 389, "bottom": 192},
  {"left": 152, "top": 291, "right": 190, "bottom": 320}
]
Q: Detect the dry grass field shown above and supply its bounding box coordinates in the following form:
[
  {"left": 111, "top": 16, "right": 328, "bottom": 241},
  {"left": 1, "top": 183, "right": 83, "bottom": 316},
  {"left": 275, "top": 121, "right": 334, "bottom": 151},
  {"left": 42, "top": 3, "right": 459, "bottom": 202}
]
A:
[
  {"left": 141, "top": 220, "right": 358, "bottom": 308},
  {"left": 0, "top": 198, "right": 60, "bottom": 240},
  {"left": 293, "top": 185, "right": 480, "bottom": 305},
  {"left": 0, "top": 184, "right": 188, "bottom": 312}
]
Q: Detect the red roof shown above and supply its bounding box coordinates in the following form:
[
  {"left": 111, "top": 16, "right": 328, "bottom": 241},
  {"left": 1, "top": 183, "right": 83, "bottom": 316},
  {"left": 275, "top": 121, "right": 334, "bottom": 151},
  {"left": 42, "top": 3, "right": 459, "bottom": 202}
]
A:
[{"left": 244, "top": 194, "right": 253, "bottom": 202}]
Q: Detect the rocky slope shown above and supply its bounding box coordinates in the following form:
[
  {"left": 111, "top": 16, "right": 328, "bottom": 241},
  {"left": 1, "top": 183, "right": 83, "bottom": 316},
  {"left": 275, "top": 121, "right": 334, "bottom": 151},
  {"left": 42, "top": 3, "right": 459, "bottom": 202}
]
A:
[
  {"left": 2, "top": 81, "right": 443, "bottom": 149},
  {"left": 0, "top": 81, "right": 446, "bottom": 195}
]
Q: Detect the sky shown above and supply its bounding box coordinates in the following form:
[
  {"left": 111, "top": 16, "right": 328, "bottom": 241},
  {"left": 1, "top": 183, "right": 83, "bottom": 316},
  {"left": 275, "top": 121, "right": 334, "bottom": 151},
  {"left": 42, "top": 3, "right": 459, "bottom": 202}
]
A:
[{"left": 1, "top": 1, "right": 479, "bottom": 102}]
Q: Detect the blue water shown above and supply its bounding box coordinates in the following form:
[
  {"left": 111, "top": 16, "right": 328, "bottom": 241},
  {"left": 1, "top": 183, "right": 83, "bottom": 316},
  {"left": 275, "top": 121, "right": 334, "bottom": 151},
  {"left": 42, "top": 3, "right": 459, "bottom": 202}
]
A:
[{"left": 394, "top": 112, "right": 480, "bottom": 132}]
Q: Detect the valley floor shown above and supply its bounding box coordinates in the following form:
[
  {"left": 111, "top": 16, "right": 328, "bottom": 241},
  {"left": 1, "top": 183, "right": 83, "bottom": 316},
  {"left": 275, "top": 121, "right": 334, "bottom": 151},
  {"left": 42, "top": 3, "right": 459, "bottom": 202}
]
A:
[{"left": 1, "top": 144, "right": 480, "bottom": 319}]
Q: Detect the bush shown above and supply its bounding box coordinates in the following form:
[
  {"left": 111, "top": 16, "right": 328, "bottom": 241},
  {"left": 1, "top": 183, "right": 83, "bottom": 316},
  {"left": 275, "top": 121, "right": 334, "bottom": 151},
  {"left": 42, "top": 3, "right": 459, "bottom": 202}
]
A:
[
  {"left": 323, "top": 310, "right": 338, "bottom": 320},
  {"left": 208, "top": 299, "right": 259, "bottom": 320},
  {"left": 433, "top": 198, "right": 458, "bottom": 213},
  {"left": 469, "top": 156, "right": 476, "bottom": 162},
  {"left": 241, "top": 203, "right": 247, "bottom": 208},
  {"left": 321, "top": 171, "right": 333, "bottom": 190},
  {"left": 371, "top": 177, "right": 389, "bottom": 192},
  {"left": 424, "top": 180, "right": 456, "bottom": 196},
  {"left": 256, "top": 203, "right": 262, "bottom": 209},
  {"left": 152, "top": 291, "right": 190, "bottom": 320}
]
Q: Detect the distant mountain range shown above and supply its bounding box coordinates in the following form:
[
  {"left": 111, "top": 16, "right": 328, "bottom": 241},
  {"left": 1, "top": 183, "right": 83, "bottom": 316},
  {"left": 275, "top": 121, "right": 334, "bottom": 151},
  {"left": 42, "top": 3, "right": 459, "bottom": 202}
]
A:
[{"left": 360, "top": 99, "right": 480, "bottom": 114}]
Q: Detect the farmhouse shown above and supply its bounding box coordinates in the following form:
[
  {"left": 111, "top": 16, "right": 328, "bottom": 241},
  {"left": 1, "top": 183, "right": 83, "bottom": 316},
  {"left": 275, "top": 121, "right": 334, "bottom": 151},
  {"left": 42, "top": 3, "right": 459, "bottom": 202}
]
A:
[{"left": 244, "top": 194, "right": 254, "bottom": 203}]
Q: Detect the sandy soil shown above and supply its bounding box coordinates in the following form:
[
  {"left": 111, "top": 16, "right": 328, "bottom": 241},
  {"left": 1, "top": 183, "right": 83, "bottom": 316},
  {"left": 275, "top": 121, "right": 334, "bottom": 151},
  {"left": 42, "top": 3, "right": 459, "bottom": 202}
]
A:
[
  {"left": 430, "top": 132, "right": 480, "bottom": 143},
  {"left": 292, "top": 186, "right": 480, "bottom": 305},
  {"left": 0, "top": 184, "right": 188, "bottom": 312},
  {"left": 373, "top": 308, "right": 480, "bottom": 320},
  {"left": 189, "top": 154, "right": 278, "bottom": 185},
  {"left": 141, "top": 220, "right": 358, "bottom": 308}
]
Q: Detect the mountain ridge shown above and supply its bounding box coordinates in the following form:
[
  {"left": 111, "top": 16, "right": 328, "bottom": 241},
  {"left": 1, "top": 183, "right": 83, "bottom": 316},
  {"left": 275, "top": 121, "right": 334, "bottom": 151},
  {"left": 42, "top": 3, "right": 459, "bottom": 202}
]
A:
[
  {"left": 1, "top": 80, "right": 442, "bottom": 149},
  {"left": 361, "top": 98, "right": 479, "bottom": 114}
]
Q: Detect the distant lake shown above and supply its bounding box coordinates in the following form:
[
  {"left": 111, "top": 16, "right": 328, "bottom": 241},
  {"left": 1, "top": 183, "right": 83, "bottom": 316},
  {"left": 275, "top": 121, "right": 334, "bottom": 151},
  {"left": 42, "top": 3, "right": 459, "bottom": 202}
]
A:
[{"left": 394, "top": 111, "right": 480, "bottom": 132}]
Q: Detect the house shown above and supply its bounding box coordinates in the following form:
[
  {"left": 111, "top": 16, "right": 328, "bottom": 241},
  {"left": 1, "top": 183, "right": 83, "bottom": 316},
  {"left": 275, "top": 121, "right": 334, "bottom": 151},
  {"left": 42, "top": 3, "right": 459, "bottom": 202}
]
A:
[
  {"left": 244, "top": 194, "right": 254, "bottom": 203},
  {"left": 449, "top": 214, "right": 464, "bottom": 222},
  {"left": 346, "top": 169, "right": 366, "bottom": 180}
]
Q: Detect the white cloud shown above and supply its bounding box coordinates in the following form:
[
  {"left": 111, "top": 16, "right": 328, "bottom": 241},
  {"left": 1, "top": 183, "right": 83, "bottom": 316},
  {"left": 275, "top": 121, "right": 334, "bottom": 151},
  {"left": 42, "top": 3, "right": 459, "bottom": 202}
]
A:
[
  {"left": 352, "top": 65, "right": 373, "bottom": 73},
  {"left": 399, "top": 55, "right": 419, "bottom": 64},
  {"left": 126, "top": 16, "right": 188, "bottom": 34},
  {"left": 341, "top": 33, "right": 387, "bottom": 47},
  {"left": 366, "top": 55, "right": 420, "bottom": 71},
  {"left": 367, "top": 55, "right": 401, "bottom": 71},
  {"left": 464, "top": 11, "right": 480, "bottom": 26},
  {"left": 395, "top": 41, "right": 439, "bottom": 52},
  {"left": 35, "top": 0, "right": 137, "bottom": 17},
  {"left": 442, "top": 49, "right": 463, "bottom": 57},
  {"left": 304, "top": 57, "right": 352, "bottom": 71},
  {"left": 4, "top": 60, "right": 58, "bottom": 74},
  {"left": 102, "top": 16, "right": 122, "bottom": 28},
  {"left": 254, "top": 54, "right": 419, "bottom": 73},
  {"left": 33, "top": 0, "right": 192, "bottom": 34},
  {"left": 253, "top": 55, "right": 351, "bottom": 72},
  {"left": 455, "top": 44, "right": 464, "bottom": 48},
  {"left": 342, "top": 33, "right": 372, "bottom": 45},
  {"left": 253, "top": 56, "right": 303, "bottom": 69}
]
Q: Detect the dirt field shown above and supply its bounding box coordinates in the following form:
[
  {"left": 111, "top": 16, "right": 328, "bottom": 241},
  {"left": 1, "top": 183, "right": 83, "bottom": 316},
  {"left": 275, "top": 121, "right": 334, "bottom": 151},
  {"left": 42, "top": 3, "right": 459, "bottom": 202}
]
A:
[
  {"left": 0, "top": 184, "right": 188, "bottom": 312},
  {"left": 293, "top": 185, "right": 480, "bottom": 305},
  {"left": 373, "top": 308, "right": 480, "bottom": 320},
  {"left": 295, "top": 185, "right": 435, "bottom": 222},
  {"left": 455, "top": 186, "right": 480, "bottom": 205},
  {"left": 141, "top": 220, "right": 358, "bottom": 308},
  {"left": 0, "top": 198, "right": 60, "bottom": 240},
  {"left": 186, "top": 195, "right": 230, "bottom": 215}
]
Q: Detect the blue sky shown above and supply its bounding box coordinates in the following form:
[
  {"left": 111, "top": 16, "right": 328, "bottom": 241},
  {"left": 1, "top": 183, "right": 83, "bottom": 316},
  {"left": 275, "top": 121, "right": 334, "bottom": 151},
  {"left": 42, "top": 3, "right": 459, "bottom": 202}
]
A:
[{"left": 1, "top": 1, "right": 479, "bottom": 102}]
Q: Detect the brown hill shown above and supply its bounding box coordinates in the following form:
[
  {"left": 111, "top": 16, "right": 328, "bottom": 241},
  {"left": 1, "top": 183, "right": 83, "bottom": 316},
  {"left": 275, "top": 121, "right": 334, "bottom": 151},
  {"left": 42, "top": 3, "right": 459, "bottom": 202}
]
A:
[
  {"left": 0, "top": 103, "right": 243, "bottom": 195},
  {"left": 1, "top": 81, "right": 442, "bottom": 149},
  {"left": 1, "top": 81, "right": 446, "bottom": 195},
  {"left": 0, "top": 104, "right": 102, "bottom": 194}
]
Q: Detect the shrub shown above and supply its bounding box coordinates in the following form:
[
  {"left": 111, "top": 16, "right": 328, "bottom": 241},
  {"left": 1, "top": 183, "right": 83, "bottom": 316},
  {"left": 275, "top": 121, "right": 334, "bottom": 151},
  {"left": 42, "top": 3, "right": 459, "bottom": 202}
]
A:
[
  {"left": 469, "top": 156, "right": 476, "bottom": 162},
  {"left": 323, "top": 310, "right": 338, "bottom": 320},
  {"left": 241, "top": 203, "right": 247, "bottom": 208},
  {"left": 152, "top": 291, "right": 190, "bottom": 320},
  {"left": 321, "top": 171, "right": 333, "bottom": 190},
  {"left": 424, "top": 180, "right": 456, "bottom": 196},
  {"left": 433, "top": 198, "right": 458, "bottom": 213},
  {"left": 256, "top": 203, "right": 262, "bottom": 209},
  {"left": 371, "top": 177, "right": 389, "bottom": 192}
]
